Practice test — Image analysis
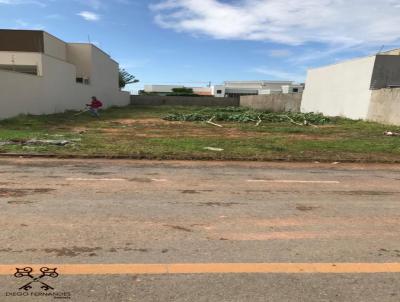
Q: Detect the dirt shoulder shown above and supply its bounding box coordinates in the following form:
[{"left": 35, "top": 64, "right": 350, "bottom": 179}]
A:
[{"left": 1, "top": 157, "right": 400, "bottom": 172}]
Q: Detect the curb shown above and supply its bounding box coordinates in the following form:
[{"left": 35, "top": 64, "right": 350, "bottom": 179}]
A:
[{"left": 0, "top": 153, "right": 400, "bottom": 164}]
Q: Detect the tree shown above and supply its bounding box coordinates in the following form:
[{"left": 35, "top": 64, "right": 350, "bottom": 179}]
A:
[
  {"left": 167, "top": 87, "right": 198, "bottom": 96},
  {"left": 119, "top": 69, "right": 139, "bottom": 88},
  {"left": 171, "top": 87, "right": 194, "bottom": 94}
]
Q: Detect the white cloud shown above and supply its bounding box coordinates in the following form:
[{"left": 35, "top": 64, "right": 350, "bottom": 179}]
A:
[
  {"left": 251, "top": 67, "right": 306, "bottom": 82},
  {"left": 0, "top": 0, "right": 47, "bottom": 6},
  {"left": 45, "top": 14, "right": 64, "bottom": 19},
  {"left": 119, "top": 58, "right": 152, "bottom": 69},
  {"left": 75, "top": 0, "right": 133, "bottom": 11},
  {"left": 114, "top": 0, "right": 134, "bottom": 5},
  {"left": 15, "top": 19, "right": 29, "bottom": 27},
  {"left": 76, "top": 0, "right": 104, "bottom": 10},
  {"left": 266, "top": 49, "right": 292, "bottom": 58},
  {"left": 14, "top": 19, "right": 45, "bottom": 30},
  {"left": 77, "top": 11, "right": 101, "bottom": 21},
  {"left": 151, "top": 0, "right": 400, "bottom": 47},
  {"left": 86, "top": 0, "right": 102, "bottom": 9}
]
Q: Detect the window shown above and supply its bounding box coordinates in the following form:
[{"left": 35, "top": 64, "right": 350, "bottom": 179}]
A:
[
  {"left": 217, "top": 90, "right": 222, "bottom": 94},
  {"left": 293, "top": 88, "right": 299, "bottom": 93},
  {"left": 76, "top": 77, "right": 90, "bottom": 85},
  {"left": 0, "top": 64, "right": 38, "bottom": 75}
]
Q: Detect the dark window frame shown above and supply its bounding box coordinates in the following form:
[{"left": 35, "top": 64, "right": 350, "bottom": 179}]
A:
[{"left": 0, "top": 64, "right": 38, "bottom": 75}]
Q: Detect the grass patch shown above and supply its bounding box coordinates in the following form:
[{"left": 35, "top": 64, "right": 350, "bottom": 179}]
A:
[{"left": 0, "top": 105, "right": 399, "bottom": 162}]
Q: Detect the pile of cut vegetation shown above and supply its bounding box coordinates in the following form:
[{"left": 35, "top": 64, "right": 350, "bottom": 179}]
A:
[{"left": 163, "top": 107, "right": 332, "bottom": 126}]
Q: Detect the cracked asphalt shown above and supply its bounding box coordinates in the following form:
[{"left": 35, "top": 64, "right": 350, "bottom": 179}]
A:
[{"left": 0, "top": 158, "right": 400, "bottom": 301}]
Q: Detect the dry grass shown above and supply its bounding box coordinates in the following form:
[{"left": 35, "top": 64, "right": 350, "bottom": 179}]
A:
[{"left": 0, "top": 105, "right": 399, "bottom": 162}]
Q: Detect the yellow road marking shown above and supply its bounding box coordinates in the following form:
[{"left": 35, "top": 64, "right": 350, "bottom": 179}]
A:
[
  {"left": 66, "top": 178, "right": 126, "bottom": 181},
  {"left": 1, "top": 263, "right": 400, "bottom": 275},
  {"left": 247, "top": 180, "right": 340, "bottom": 184}
]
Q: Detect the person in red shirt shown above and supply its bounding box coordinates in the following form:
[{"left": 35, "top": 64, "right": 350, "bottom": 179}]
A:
[{"left": 86, "top": 96, "right": 103, "bottom": 118}]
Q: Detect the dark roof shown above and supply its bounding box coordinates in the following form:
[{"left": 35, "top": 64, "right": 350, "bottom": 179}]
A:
[{"left": 0, "top": 29, "right": 45, "bottom": 53}]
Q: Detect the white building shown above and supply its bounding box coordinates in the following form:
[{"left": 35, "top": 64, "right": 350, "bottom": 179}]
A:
[
  {"left": 0, "top": 29, "right": 130, "bottom": 120},
  {"left": 143, "top": 85, "right": 183, "bottom": 94},
  {"left": 142, "top": 85, "right": 213, "bottom": 96},
  {"left": 143, "top": 81, "right": 303, "bottom": 98},
  {"left": 301, "top": 49, "right": 400, "bottom": 121},
  {"left": 217, "top": 81, "right": 302, "bottom": 98}
]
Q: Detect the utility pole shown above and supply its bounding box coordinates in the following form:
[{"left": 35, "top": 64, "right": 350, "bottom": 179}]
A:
[{"left": 377, "top": 45, "right": 385, "bottom": 54}]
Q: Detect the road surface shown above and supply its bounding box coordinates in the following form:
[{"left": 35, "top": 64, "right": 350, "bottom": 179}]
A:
[{"left": 0, "top": 158, "right": 399, "bottom": 301}]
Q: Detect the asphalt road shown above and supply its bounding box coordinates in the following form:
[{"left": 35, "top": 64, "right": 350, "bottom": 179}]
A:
[{"left": 0, "top": 158, "right": 400, "bottom": 301}]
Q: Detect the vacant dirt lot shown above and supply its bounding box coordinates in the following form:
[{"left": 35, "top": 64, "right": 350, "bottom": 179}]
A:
[{"left": 0, "top": 105, "right": 400, "bottom": 162}]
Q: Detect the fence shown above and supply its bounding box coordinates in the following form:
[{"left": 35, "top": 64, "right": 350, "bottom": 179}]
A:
[
  {"left": 368, "top": 88, "right": 400, "bottom": 125},
  {"left": 240, "top": 94, "right": 302, "bottom": 112},
  {"left": 130, "top": 95, "right": 239, "bottom": 107}
]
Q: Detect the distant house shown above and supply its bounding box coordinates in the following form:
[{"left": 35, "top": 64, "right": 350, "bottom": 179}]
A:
[
  {"left": 141, "top": 81, "right": 304, "bottom": 98},
  {"left": 0, "top": 29, "right": 130, "bottom": 119},
  {"left": 213, "top": 81, "right": 304, "bottom": 98},
  {"left": 302, "top": 49, "right": 400, "bottom": 124},
  {"left": 141, "top": 85, "right": 213, "bottom": 96}
]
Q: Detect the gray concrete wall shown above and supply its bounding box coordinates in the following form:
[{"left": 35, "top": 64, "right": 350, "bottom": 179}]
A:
[
  {"left": 240, "top": 94, "right": 302, "bottom": 112},
  {"left": 130, "top": 95, "right": 239, "bottom": 107},
  {"left": 371, "top": 55, "right": 400, "bottom": 89},
  {"left": 368, "top": 88, "right": 400, "bottom": 125}
]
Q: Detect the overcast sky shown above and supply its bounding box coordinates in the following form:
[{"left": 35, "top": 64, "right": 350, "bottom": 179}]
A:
[{"left": 1, "top": 0, "right": 400, "bottom": 92}]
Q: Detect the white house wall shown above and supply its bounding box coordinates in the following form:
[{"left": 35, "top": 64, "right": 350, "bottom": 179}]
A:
[
  {"left": 301, "top": 56, "right": 376, "bottom": 119},
  {"left": 224, "top": 81, "right": 293, "bottom": 90},
  {"left": 90, "top": 46, "right": 130, "bottom": 106},
  {"left": 212, "top": 85, "right": 225, "bottom": 97},
  {"left": 0, "top": 51, "right": 43, "bottom": 75},
  {"left": 224, "top": 82, "right": 264, "bottom": 89},
  {"left": 41, "top": 51, "right": 129, "bottom": 111},
  {"left": 43, "top": 32, "right": 67, "bottom": 61},
  {"left": 91, "top": 46, "right": 120, "bottom": 97},
  {"left": 0, "top": 69, "right": 44, "bottom": 119},
  {"left": 41, "top": 53, "right": 86, "bottom": 112},
  {"left": 144, "top": 85, "right": 185, "bottom": 93},
  {"left": 261, "top": 82, "right": 292, "bottom": 90},
  {"left": 0, "top": 51, "right": 129, "bottom": 119},
  {"left": 67, "top": 44, "right": 92, "bottom": 79}
]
